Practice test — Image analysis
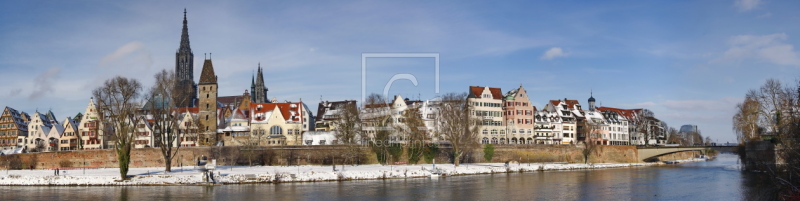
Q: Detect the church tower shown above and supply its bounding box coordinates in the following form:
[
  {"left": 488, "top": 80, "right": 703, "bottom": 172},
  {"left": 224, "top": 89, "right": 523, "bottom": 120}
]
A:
[
  {"left": 198, "top": 59, "right": 218, "bottom": 145},
  {"left": 251, "top": 63, "right": 269, "bottom": 103},
  {"left": 176, "top": 9, "right": 196, "bottom": 107},
  {"left": 588, "top": 91, "right": 596, "bottom": 111}
]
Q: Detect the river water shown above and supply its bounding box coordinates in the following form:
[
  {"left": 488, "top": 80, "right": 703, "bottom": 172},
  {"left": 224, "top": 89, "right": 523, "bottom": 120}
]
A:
[{"left": 0, "top": 154, "right": 779, "bottom": 201}]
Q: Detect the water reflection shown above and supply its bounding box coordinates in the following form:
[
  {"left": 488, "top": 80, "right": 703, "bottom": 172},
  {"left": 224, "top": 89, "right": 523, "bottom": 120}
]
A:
[{"left": 0, "top": 154, "right": 780, "bottom": 201}]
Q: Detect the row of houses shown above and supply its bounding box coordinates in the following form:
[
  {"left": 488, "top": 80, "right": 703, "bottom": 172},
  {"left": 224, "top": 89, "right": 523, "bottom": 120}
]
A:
[
  {"left": 311, "top": 85, "right": 668, "bottom": 146},
  {"left": 0, "top": 84, "right": 668, "bottom": 154},
  {"left": 0, "top": 92, "right": 312, "bottom": 153},
  {"left": 468, "top": 85, "right": 667, "bottom": 146}
]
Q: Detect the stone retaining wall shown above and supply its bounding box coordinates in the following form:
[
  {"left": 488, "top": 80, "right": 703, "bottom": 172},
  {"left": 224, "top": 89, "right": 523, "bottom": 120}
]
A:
[{"left": 0, "top": 145, "right": 645, "bottom": 170}]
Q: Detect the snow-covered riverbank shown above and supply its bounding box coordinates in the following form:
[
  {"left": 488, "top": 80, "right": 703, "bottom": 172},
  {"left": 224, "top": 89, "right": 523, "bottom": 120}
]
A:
[{"left": 0, "top": 158, "right": 707, "bottom": 186}]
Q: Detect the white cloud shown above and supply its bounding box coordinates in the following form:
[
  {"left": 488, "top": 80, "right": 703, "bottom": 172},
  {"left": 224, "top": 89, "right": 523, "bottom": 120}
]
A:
[
  {"left": 28, "top": 67, "right": 61, "bottom": 100},
  {"left": 98, "top": 41, "right": 151, "bottom": 68},
  {"left": 714, "top": 33, "right": 800, "bottom": 67},
  {"left": 735, "top": 0, "right": 761, "bottom": 12},
  {"left": 540, "top": 47, "right": 567, "bottom": 60}
]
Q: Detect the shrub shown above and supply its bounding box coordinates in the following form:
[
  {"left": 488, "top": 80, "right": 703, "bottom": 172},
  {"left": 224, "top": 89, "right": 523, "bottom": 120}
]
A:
[
  {"left": 423, "top": 143, "right": 440, "bottom": 163},
  {"left": 407, "top": 145, "right": 423, "bottom": 164},
  {"left": 483, "top": 144, "right": 495, "bottom": 162},
  {"left": 59, "top": 160, "right": 72, "bottom": 168}
]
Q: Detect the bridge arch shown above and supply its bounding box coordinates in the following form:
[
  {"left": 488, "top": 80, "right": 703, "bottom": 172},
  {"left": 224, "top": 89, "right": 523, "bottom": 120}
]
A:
[{"left": 637, "top": 146, "right": 738, "bottom": 162}]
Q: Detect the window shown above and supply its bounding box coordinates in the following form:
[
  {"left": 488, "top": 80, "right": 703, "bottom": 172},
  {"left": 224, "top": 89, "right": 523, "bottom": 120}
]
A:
[
  {"left": 270, "top": 126, "right": 283, "bottom": 135},
  {"left": 482, "top": 129, "right": 488, "bottom": 135},
  {"left": 481, "top": 137, "right": 489, "bottom": 144}
]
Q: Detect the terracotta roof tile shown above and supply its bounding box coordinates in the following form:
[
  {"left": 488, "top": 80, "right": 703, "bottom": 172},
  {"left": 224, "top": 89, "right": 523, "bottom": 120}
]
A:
[
  {"left": 469, "top": 86, "right": 502, "bottom": 99},
  {"left": 251, "top": 102, "right": 304, "bottom": 122}
]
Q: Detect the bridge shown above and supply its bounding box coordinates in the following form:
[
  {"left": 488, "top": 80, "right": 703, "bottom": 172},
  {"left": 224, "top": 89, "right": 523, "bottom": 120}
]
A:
[{"left": 636, "top": 146, "right": 737, "bottom": 162}]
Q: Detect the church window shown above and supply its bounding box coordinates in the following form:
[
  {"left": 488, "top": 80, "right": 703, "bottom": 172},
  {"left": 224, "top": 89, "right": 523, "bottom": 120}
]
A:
[
  {"left": 205, "top": 115, "right": 209, "bottom": 120},
  {"left": 207, "top": 94, "right": 209, "bottom": 98}
]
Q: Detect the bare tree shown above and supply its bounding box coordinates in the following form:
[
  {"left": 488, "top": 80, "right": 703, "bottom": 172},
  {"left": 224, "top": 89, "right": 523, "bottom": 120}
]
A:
[
  {"left": 329, "top": 100, "right": 363, "bottom": 163},
  {"left": 396, "top": 106, "right": 427, "bottom": 164},
  {"left": 666, "top": 127, "right": 681, "bottom": 145},
  {"left": 93, "top": 76, "right": 142, "bottom": 179},
  {"left": 146, "top": 69, "right": 191, "bottom": 172},
  {"left": 435, "top": 92, "right": 481, "bottom": 166},
  {"left": 632, "top": 110, "right": 651, "bottom": 146},
  {"left": 581, "top": 121, "right": 601, "bottom": 164},
  {"left": 362, "top": 94, "right": 394, "bottom": 164},
  {"left": 733, "top": 95, "right": 762, "bottom": 143},
  {"left": 242, "top": 129, "right": 265, "bottom": 166}
]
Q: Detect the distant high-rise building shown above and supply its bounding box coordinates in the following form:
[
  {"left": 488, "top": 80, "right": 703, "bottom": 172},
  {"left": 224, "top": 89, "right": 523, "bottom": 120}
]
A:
[
  {"left": 680, "top": 124, "right": 698, "bottom": 134},
  {"left": 680, "top": 124, "right": 698, "bottom": 133},
  {"left": 251, "top": 63, "right": 269, "bottom": 103},
  {"left": 176, "top": 9, "right": 197, "bottom": 107}
]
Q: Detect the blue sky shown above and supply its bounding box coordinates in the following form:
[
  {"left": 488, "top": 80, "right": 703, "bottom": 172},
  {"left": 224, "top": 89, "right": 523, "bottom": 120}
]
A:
[{"left": 2, "top": 0, "right": 799, "bottom": 143}]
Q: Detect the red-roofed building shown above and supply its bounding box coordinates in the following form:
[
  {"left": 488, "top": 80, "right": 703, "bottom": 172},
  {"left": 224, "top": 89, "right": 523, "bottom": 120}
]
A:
[
  {"left": 247, "top": 101, "right": 311, "bottom": 146},
  {"left": 468, "top": 86, "right": 505, "bottom": 144}
]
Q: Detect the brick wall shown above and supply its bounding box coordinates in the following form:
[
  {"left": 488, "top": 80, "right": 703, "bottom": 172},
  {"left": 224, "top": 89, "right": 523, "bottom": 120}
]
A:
[{"left": 0, "top": 145, "right": 646, "bottom": 170}]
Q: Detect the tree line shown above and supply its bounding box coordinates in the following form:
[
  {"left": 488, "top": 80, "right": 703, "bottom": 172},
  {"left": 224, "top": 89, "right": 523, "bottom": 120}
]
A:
[{"left": 732, "top": 78, "right": 800, "bottom": 199}]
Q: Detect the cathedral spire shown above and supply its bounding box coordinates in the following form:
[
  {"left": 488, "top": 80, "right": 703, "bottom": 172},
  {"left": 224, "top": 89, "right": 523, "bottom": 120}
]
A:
[{"left": 176, "top": 9, "right": 196, "bottom": 107}]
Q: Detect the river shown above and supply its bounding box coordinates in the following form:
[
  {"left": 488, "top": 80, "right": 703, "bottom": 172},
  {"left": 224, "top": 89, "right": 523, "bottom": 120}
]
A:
[{"left": 0, "top": 154, "right": 778, "bottom": 201}]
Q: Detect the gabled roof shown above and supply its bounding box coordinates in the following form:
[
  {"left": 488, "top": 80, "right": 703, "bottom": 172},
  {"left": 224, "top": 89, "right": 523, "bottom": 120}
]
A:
[
  {"left": 469, "top": 86, "right": 502, "bottom": 99},
  {"left": 596, "top": 107, "right": 642, "bottom": 120},
  {"left": 230, "top": 108, "right": 248, "bottom": 121},
  {"left": 251, "top": 102, "right": 304, "bottom": 123},
  {"left": 549, "top": 99, "right": 580, "bottom": 110},
  {"left": 2, "top": 106, "right": 28, "bottom": 132},
  {"left": 62, "top": 117, "right": 78, "bottom": 133},
  {"left": 199, "top": 59, "right": 217, "bottom": 84},
  {"left": 47, "top": 123, "right": 65, "bottom": 139}
]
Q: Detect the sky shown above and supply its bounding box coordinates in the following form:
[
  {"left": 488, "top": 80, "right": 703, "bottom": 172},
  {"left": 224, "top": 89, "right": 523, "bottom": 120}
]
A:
[{"left": 2, "top": 0, "right": 799, "bottom": 143}]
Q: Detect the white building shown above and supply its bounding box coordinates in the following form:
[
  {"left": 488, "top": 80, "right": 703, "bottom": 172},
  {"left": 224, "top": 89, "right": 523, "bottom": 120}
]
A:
[
  {"left": 78, "top": 98, "right": 103, "bottom": 150},
  {"left": 302, "top": 131, "right": 337, "bottom": 145},
  {"left": 468, "top": 86, "right": 505, "bottom": 144},
  {"left": 543, "top": 99, "right": 581, "bottom": 144},
  {"left": 534, "top": 108, "right": 561, "bottom": 144}
]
